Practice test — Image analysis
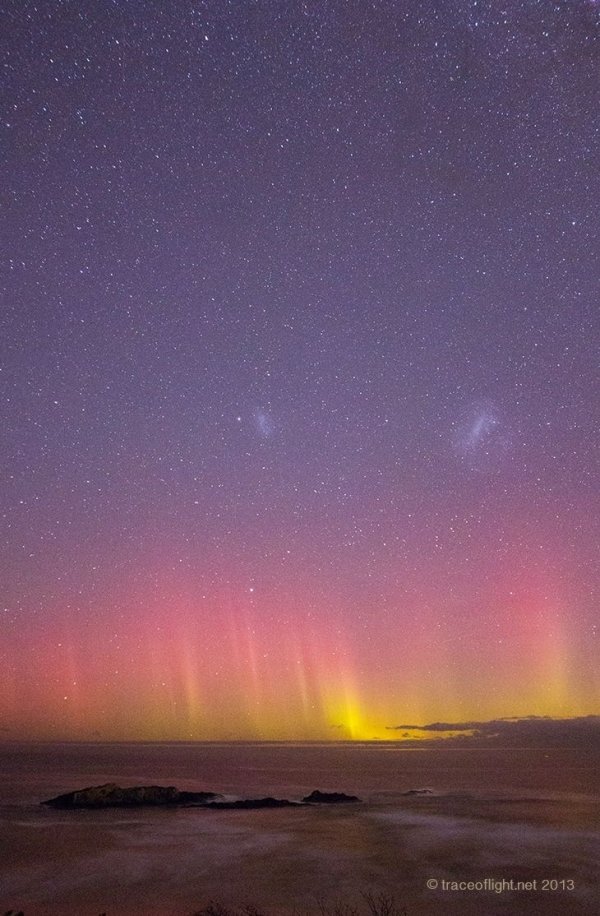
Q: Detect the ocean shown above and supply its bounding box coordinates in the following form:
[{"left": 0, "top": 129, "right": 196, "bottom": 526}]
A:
[{"left": 0, "top": 742, "right": 598, "bottom": 915}]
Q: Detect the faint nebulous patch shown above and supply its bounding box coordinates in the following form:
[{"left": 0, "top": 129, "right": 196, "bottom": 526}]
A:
[
  {"left": 453, "top": 401, "right": 512, "bottom": 470},
  {"left": 253, "top": 408, "right": 275, "bottom": 439}
]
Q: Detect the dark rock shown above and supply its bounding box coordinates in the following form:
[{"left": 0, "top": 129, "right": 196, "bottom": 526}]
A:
[
  {"left": 177, "top": 790, "right": 223, "bottom": 805},
  {"left": 302, "top": 789, "right": 360, "bottom": 804},
  {"left": 204, "top": 796, "right": 302, "bottom": 810},
  {"left": 42, "top": 783, "right": 220, "bottom": 809},
  {"left": 401, "top": 788, "right": 433, "bottom": 796},
  {"left": 42, "top": 783, "right": 362, "bottom": 810}
]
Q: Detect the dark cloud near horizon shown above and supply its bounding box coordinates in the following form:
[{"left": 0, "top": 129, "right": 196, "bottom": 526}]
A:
[{"left": 386, "top": 716, "right": 600, "bottom": 747}]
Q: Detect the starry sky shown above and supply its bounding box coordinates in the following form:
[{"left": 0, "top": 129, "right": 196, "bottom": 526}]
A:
[{"left": 1, "top": 0, "right": 599, "bottom": 741}]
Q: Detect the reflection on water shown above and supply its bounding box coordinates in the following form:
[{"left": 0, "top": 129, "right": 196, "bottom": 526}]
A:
[{"left": 0, "top": 743, "right": 598, "bottom": 915}]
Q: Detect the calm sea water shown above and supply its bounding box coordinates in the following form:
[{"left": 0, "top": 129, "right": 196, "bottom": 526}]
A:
[{"left": 0, "top": 742, "right": 598, "bottom": 915}]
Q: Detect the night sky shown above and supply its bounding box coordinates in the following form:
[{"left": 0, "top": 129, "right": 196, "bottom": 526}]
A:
[{"left": 2, "top": 0, "right": 599, "bottom": 741}]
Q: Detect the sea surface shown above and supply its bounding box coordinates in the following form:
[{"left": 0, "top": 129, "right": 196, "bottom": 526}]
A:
[{"left": 0, "top": 742, "right": 598, "bottom": 915}]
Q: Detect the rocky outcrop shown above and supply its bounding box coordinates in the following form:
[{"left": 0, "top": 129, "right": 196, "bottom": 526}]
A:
[
  {"left": 42, "top": 783, "right": 220, "bottom": 809},
  {"left": 204, "top": 797, "right": 302, "bottom": 810},
  {"left": 302, "top": 789, "right": 360, "bottom": 804},
  {"left": 42, "top": 783, "right": 362, "bottom": 810}
]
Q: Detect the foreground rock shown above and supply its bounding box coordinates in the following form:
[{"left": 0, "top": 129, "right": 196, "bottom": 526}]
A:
[
  {"left": 42, "top": 784, "right": 362, "bottom": 810},
  {"left": 42, "top": 783, "right": 220, "bottom": 809},
  {"left": 204, "top": 797, "right": 303, "bottom": 809},
  {"left": 302, "top": 789, "right": 360, "bottom": 804}
]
